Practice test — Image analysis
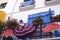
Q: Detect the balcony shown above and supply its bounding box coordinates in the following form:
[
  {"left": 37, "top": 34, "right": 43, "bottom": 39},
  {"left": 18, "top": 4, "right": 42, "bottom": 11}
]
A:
[
  {"left": 19, "top": 0, "right": 35, "bottom": 11},
  {"left": 19, "top": 5, "right": 34, "bottom": 11},
  {"left": 45, "top": 0, "right": 60, "bottom": 6}
]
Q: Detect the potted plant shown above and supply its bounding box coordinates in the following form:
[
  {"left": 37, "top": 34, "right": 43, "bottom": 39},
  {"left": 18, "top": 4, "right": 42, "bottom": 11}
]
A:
[
  {"left": 7, "top": 19, "right": 18, "bottom": 29},
  {"left": 32, "top": 16, "right": 43, "bottom": 26}
]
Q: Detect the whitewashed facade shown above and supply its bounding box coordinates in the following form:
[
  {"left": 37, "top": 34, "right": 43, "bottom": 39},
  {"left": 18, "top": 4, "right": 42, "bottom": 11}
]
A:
[{"left": 0, "top": 0, "right": 60, "bottom": 23}]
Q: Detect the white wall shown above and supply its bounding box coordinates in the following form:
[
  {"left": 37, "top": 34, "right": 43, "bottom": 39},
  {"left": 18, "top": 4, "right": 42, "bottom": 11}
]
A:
[
  {"left": 3, "top": 0, "right": 16, "bottom": 15},
  {"left": 35, "top": 0, "right": 45, "bottom": 8},
  {"left": 4, "top": 0, "right": 46, "bottom": 13},
  {"left": 11, "top": 5, "right": 60, "bottom": 23},
  {"left": 0, "top": 0, "right": 8, "bottom": 3},
  {"left": 4, "top": 0, "right": 24, "bottom": 13}
]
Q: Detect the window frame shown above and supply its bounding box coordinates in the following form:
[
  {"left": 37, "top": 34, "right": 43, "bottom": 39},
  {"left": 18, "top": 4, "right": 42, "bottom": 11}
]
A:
[
  {"left": 24, "top": 0, "right": 30, "bottom": 2},
  {"left": 0, "top": 2, "right": 7, "bottom": 9}
]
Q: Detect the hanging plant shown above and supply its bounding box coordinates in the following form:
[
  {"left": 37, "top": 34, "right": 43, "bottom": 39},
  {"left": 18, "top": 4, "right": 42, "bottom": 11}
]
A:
[
  {"left": 7, "top": 19, "right": 18, "bottom": 29},
  {"left": 51, "top": 14, "right": 60, "bottom": 22},
  {"left": 0, "top": 21, "right": 5, "bottom": 34},
  {"left": 55, "top": 14, "right": 60, "bottom": 21},
  {"left": 51, "top": 16, "right": 56, "bottom": 22},
  {"left": 32, "top": 16, "right": 43, "bottom": 26}
]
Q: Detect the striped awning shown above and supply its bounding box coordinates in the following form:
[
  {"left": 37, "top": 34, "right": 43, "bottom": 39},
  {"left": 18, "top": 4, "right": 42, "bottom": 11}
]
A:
[{"left": 14, "top": 24, "right": 36, "bottom": 37}]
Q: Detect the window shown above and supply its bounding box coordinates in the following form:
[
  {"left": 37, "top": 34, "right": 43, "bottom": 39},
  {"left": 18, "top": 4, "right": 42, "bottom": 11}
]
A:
[
  {"left": 46, "top": 0, "right": 56, "bottom": 1},
  {"left": 24, "top": 0, "right": 30, "bottom": 2},
  {"left": 0, "top": 2, "right": 7, "bottom": 9},
  {"left": 46, "top": 0, "right": 51, "bottom": 1}
]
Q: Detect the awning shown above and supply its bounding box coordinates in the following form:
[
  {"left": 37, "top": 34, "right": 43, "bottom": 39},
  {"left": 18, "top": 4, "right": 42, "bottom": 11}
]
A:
[
  {"left": 1, "top": 29, "right": 13, "bottom": 36},
  {"left": 14, "top": 24, "right": 36, "bottom": 37},
  {"left": 43, "top": 24, "right": 60, "bottom": 32}
]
